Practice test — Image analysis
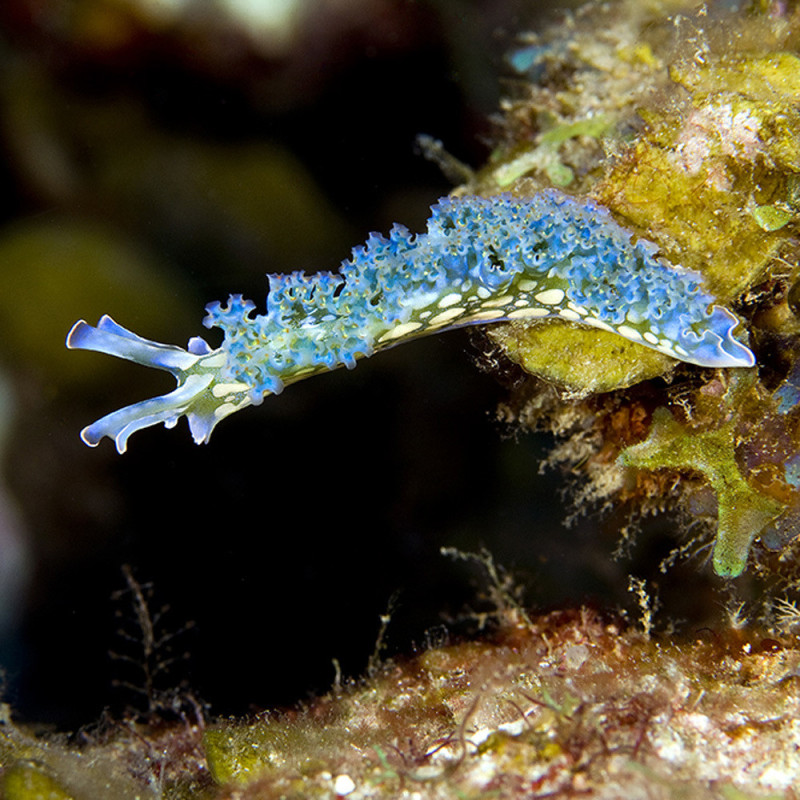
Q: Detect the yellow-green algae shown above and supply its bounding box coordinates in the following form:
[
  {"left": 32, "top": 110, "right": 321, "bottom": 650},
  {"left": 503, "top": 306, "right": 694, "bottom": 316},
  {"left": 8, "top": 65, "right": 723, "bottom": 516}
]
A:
[
  {"left": 0, "top": 701, "right": 210, "bottom": 800},
  {"left": 489, "top": 318, "right": 675, "bottom": 398},
  {"left": 752, "top": 204, "right": 795, "bottom": 232},
  {"left": 492, "top": 115, "right": 615, "bottom": 189},
  {"left": 487, "top": 48, "right": 800, "bottom": 393},
  {"left": 3, "top": 762, "right": 76, "bottom": 800},
  {"left": 619, "top": 405, "right": 783, "bottom": 577},
  {"left": 598, "top": 53, "right": 800, "bottom": 303}
]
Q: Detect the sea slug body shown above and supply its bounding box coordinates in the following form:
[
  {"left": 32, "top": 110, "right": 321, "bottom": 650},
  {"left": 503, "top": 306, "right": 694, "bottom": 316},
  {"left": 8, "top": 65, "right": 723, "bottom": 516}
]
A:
[{"left": 67, "top": 190, "right": 754, "bottom": 452}]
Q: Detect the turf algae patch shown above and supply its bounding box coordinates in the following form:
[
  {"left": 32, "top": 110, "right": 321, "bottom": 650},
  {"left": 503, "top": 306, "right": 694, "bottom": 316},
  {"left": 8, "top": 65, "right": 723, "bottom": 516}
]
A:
[
  {"left": 6, "top": 610, "right": 800, "bottom": 799},
  {"left": 198, "top": 611, "right": 800, "bottom": 799},
  {"left": 3, "top": 761, "right": 77, "bottom": 800},
  {"left": 619, "top": 406, "right": 783, "bottom": 577},
  {"left": 0, "top": 698, "right": 210, "bottom": 800},
  {"left": 599, "top": 52, "right": 800, "bottom": 303},
  {"left": 485, "top": 16, "right": 800, "bottom": 395},
  {"left": 488, "top": 319, "right": 676, "bottom": 398}
]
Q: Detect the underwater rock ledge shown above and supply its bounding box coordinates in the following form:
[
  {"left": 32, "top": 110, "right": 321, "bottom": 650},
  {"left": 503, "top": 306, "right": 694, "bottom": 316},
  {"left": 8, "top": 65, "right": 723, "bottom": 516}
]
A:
[{"left": 4, "top": 608, "right": 800, "bottom": 799}]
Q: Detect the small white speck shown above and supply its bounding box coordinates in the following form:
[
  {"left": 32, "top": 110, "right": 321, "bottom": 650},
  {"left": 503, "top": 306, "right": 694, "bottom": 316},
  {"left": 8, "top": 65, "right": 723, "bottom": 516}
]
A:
[
  {"left": 378, "top": 321, "right": 423, "bottom": 342},
  {"left": 498, "top": 719, "right": 525, "bottom": 736},
  {"left": 470, "top": 727, "right": 493, "bottom": 746},
  {"left": 616, "top": 324, "right": 644, "bottom": 342},
  {"left": 534, "top": 288, "right": 565, "bottom": 305},
  {"left": 477, "top": 286, "right": 492, "bottom": 299},
  {"left": 559, "top": 309, "right": 581, "bottom": 321},
  {"left": 518, "top": 279, "right": 538, "bottom": 291},
  {"left": 409, "top": 765, "right": 443, "bottom": 780},
  {"left": 467, "top": 308, "right": 507, "bottom": 321},
  {"left": 438, "top": 292, "right": 463, "bottom": 308},
  {"left": 759, "top": 764, "right": 794, "bottom": 790},
  {"left": 683, "top": 712, "right": 713, "bottom": 732},
  {"left": 563, "top": 643, "right": 590, "bottom": 670},
  {"left": 428, "top": 307, "right": 466, "bottom": 326},
  {"left": 507, "top": 307, "right": 550, "bottom": 320},
  {"left": 211, "top": 382, "right": 250, "bottom": 398},
  {"left": 480, "top": 294, "right": 515, "bottom": 308},
  {"left": 643, "top": 331, "right": 659, "bottom": 345},
  {"left": 334, "top": 774, "right": 356, "bottom": 795}
]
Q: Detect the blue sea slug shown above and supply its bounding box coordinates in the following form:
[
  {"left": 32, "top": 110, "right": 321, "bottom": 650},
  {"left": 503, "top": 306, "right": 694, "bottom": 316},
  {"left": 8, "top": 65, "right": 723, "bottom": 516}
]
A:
[{"left": 67, "top": 190, "right": 754, "bottom": 452}]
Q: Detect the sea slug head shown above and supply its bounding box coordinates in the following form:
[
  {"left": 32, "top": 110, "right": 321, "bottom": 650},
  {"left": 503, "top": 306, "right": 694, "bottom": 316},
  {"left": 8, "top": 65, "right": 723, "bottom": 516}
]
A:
[{"left": 66, "top": 316, "right": 253, "bottom": 452}]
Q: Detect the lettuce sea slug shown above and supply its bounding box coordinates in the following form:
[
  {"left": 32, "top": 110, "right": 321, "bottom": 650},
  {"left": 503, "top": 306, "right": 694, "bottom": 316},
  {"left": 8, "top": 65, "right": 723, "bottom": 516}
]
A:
[{"left": 67, "top": 190, "right": 754, "bottom": 453}]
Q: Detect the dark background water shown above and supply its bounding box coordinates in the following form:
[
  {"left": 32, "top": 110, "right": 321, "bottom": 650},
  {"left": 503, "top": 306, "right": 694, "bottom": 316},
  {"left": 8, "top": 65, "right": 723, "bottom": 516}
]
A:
[{"left": 0, "top": 0, "right": 687, "bottom": 729}]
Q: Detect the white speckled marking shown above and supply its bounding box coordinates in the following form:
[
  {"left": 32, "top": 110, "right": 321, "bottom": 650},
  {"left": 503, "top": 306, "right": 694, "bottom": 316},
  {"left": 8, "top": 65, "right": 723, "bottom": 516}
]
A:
[
  {"left": 378, "top": 321, "right": 424, "bottom": 342},
  {"left": 626, "top": 310, "right": 644, "bottom": 325},
  {"left": 518, "top": 279, "right": 538, "bottom": 291},
  {"left": 481, "top": 294, "right": 515, "bottom": 308},
  {"left": 643, "top": 331, "right": 659, "bottom": 345},
  {"left": 428, "top": 307, "right": 466, "bottom": 325},
  {"left": 507, "top": 307, "right": 550, "bottom": 319},
  {"left": 212, "top": 382, "right": 250, "bottom": 398},
  {"left": 213, "top": 397, "right": 250, "bottom": 420},
  {"left": 202, "top": 352, "right": 227, "bottom": 368},
  {"left": 469, "top": 308, "right": 507, "bottom": 321},
  {"left": 477, "top": 286, "right": 491, "bottom": 299},
  {"left": 333, "top": 775, "right": 356, "bottom": 796},
  {"left": 559, "top": 309, "right": 582, "bottom": 321},
  {"left": 438, "top": 292, "right": 463, "bottom": 308},
  {"left": 534, "top": 288, "right": 565, "bottom": 305},
  {"left": 616, "top": 324, "right": 643, "bottom": 342}
]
